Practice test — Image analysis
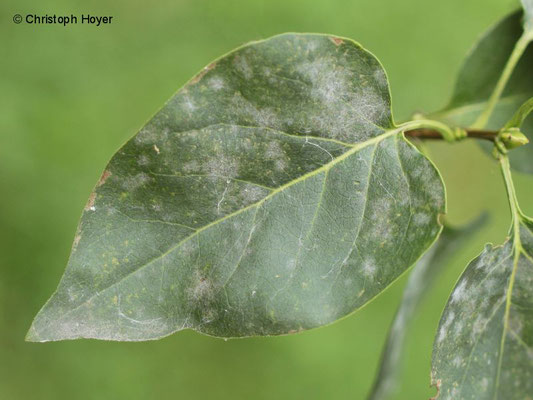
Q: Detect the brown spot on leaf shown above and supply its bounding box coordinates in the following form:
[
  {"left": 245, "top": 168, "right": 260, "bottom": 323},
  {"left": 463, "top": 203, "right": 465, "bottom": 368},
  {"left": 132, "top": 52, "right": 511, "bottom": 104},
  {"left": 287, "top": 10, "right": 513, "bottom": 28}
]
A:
[
  {"left": 287, "top": 327, "right": 304, "bottom": 335},
  {"left": 430, "top": 379, "right": 441, "bottom": 400},
  {"left": 329, "top": 37, "right": 344, "bottom": 46},
  {"left": 85, "top": 192, "right": 96, "bottom": 211},
  {"left": 97, "top": 170, "right": 112, "bottom": 187},
  {"left": 73, "top": 234, "right": 81, "bottom": 250},
  {"left": 190, "top": 62, "right": 217, "bottom": 84}
]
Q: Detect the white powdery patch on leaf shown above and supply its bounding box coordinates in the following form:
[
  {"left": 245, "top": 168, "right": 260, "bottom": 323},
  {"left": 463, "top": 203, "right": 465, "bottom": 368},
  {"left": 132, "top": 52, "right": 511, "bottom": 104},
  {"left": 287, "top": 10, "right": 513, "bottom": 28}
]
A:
[
  {"left": 372, "top": 68, "right": 387, "bottom": 88},
  {"left": 264, "top": 140, "right": 290, "bottom": 172},
  {"left": 437, "top": 311, "right": 455, "bottom": 343},
  {"left": 232, "top": 54, "right": 253, "bottom": 80},
  {"left": 348, "top": 84, "right": 389, "bottom": 127},
  {"left": 413, "top": 212, "right": 431, "bottom": 227},
  {"left": 134, "top": 125, "right": 169, "bottom": 145},
  {"left": 208, "top": 76, "right": 225, "bottom": 91},
  {"left": 183, "top": 160, "right": 201, "bottom": 174},
  {"left": 241, "top": 186, "right": 267, "bottom": 203},
  {"left": 137, "top": 154, "right": 150, "bottom": 166},
  {"left": 203, "top": 155, "right": 239, "bottom": 179},
  {"left": 181, "top": 95, "right": 196, "bottom": 112},
  {"left": 122, "top": 172, "right": 151, "bottom": 191},
  {"left": 296, "top": 58, "right": 348, "bottom": 104},
  {"left": 361, "top": 259, "right": 377, "bottom": 279},
  {"left": 450, "top": 280, "right": 467, "bottom": 304},
  {"left": 294, "top": 57, "right": 387, "bottom": 141},
  {"left": 230, "top": 92, "right": 281, "bottom": 130}
]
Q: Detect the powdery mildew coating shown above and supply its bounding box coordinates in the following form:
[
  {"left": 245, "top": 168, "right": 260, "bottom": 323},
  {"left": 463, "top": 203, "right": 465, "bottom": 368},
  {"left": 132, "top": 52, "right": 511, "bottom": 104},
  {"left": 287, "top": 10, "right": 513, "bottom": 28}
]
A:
[
  {"left": 432, "top": 220, "right": 533, "bottom": 399},
  {"left": 27, "top": 34, "right": 444, "bottom": 341}
]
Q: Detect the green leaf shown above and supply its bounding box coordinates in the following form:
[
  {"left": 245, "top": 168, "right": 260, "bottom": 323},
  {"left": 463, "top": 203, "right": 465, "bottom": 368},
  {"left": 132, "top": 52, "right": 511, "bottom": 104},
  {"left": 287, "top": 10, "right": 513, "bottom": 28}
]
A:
[
  {"left": 496, "top": 97, "right": 533, "bottom": 152},
  {"left": 431, "top": 218, "right": 533, "bottom": 399},
  {"left": 503, "top": 97, "right": 533, "bottom": 130},
  {"left": 27, "top": 33, "right": 445, "bottom": 342},
  {"left": 368, "top": 215, "right": 487, "bottom": 400},
  {"left": 431, "top": 10, "right": 533, "bottom": 174}
]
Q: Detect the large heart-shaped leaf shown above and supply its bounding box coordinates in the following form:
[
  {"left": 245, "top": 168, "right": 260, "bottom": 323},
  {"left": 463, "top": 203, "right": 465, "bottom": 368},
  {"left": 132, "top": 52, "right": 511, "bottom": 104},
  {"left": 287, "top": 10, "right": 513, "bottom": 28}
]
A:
[
  {"left": 27, "top": 34, "right": 444, "bottom": 342},
  {"left": 368, "top": 216, "right": 487, "bottom": 400},
  {"left": 431, "top": 10, "right": 533, "bottom": 173},
  {"left": 431, "top": 218, "right": 533, "bottom": 399}
]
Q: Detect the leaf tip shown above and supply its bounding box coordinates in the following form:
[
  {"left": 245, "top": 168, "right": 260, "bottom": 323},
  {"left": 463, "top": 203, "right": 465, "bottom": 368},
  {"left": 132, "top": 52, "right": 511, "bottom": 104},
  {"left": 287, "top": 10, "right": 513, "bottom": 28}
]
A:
[
  {"left": 25, "top": 317, "right": 79, "bottom": 343},
  {"left": 24, "top": 323, "right": 42, "bottom": 343},
  {"left": 25, "top": 304, "right": 67, "bottom": 343}
]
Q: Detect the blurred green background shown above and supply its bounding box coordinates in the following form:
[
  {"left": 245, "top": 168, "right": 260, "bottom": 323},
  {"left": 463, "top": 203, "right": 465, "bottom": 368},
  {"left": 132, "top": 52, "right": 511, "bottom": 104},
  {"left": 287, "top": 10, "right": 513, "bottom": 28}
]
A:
[{"left": 1, "top": 0, "right": 532, "bottom": 399}]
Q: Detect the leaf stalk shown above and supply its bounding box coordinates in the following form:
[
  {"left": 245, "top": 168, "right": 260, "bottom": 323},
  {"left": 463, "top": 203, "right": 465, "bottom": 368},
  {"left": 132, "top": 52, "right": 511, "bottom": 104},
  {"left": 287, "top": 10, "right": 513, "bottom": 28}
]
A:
[{"left": 404, "top": 127, "right": 497, "bottom": 142}]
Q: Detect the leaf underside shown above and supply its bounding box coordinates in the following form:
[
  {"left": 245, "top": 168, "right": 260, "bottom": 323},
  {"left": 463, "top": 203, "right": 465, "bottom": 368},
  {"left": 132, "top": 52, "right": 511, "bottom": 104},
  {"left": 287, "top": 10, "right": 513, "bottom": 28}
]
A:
[
  {"left": 368, "top": 216, "right": 487, "bottom": 400},
  {"left": 433, "top": 10, "right": 533, "bottom": 174},
  {"left": 27, "top": 34, "right": 444, "bottom": 342},
  {"left": 432, "top": 220, "right": 533, "bottom": 399}
]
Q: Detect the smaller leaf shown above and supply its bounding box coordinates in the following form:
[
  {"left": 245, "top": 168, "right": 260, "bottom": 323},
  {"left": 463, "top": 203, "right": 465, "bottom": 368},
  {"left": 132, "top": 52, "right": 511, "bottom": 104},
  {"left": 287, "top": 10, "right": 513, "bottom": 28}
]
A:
[
  {"left": 499, "top": 96, "right": 533, "bottom": 163},
  {"left": 367, "top": 215, "right": 487, "bottom": 400},
  {"left": 503, "top": 97, "right": 533, "bottom": 130},
  {"left": 431, "top": 219, "right": 533, "bottom": 399},
  {"left": 431, "top": 10, "right": 533, "bottom": 174}
]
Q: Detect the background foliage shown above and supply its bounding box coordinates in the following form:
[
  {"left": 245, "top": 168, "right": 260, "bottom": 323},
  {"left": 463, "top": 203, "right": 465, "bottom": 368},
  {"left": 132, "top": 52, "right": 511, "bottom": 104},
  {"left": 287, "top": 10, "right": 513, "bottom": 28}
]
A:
[{"left": 1, "top": 0, "right": 532, "bottom": 398}]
